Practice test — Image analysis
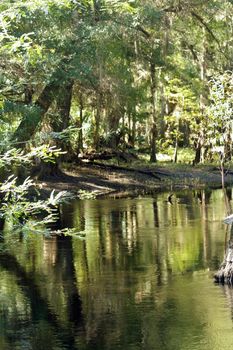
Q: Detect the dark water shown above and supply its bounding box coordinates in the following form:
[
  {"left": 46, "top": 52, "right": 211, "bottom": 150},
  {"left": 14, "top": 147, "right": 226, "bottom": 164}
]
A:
[{"left": 1, "top": 189, "right": 233, "bottom": 350}]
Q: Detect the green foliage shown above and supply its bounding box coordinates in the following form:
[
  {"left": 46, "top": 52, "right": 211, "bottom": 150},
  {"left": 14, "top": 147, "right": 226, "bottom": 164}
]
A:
[
  {"left": 0, "top": 145, "right": 64, "bottom": 168},
  {"left": 78, "top": 189, "right": 97, "bottom": 200},
  {"left": 0, "top": 172, "right": 76, "bottom": 234},
  {"left": 0, "top": 0, "right": 233, "bottom": 164},
  {"left": 0, "top": 144, "right": 75, "bottom": 234},
  {"left": 207, "top": 71, "right": 233, "bottom": 149},
  {"left": 0, "top": 176, "right": 56, "bottom": 226}
]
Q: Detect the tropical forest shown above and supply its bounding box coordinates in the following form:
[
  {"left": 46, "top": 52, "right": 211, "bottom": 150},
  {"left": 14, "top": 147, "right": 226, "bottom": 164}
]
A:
[{"left": 0, "top": 1, "right": 233, "bottom": 349}]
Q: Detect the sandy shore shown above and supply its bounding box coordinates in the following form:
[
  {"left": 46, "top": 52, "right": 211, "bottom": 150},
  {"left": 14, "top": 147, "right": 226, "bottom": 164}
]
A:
[{"left": 37, "top": 162, "right": 233, "bottom": 198}]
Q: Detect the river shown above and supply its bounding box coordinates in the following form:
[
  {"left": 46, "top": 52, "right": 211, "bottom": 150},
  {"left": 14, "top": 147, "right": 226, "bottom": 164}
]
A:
[{"left": 0, "top": 188, "right": 233, "bottom": 350}]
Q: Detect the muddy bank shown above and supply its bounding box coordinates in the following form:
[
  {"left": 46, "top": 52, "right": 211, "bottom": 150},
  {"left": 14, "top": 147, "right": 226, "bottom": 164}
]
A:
[{"left": 36, "top": 162, "right": 233, "bottom": 198}]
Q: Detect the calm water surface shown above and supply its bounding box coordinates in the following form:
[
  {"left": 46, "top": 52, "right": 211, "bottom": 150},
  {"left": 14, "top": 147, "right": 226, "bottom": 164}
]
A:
[{"left": 1, "top": 189, "right": 233, "bottom": 350}]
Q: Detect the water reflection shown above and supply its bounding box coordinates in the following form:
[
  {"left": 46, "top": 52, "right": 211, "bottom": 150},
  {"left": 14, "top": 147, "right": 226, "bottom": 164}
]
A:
[{"left": 0, "top": 189, "right": 233, "bottom": 349}]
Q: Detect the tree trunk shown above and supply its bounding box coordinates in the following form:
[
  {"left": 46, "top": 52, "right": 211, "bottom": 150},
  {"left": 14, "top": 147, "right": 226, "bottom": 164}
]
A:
[
  {"left": 193, "top": 139, "right": 202, "bottom": 165},
  {"left": 224, "top": 129, "right": 232, "bottom": 161},
  {"left": 173, "top": 136, "right": 178, "bottom": 163},
  {"left": 127, "top": 109, "right": 136, "bottom": 148},
  {"left": 159, "top": 15, "right": 170, "bottom": 140},
  {"left": 94, "top": 92, "right": 102, "bottom": 150},
  {"left": 150, "top": 62, "right": 157, "bottom": 163},
  {"left": 51, "top": 80, "right": 73, "bottom": 140},
  {"left": 35, "top": 81, "right": 73, "bottom": 179},
  {"left": 107, "top": 110, "right": 122, "bottom": 149},
  {"left": 24, "top": 86, "right": 33, "bottom": 104},
  {"left": 150, "top": 123, "right": 157, "bottom": 162},
  {"left": 214, "top": 180, "right": 233, "bottom": 284},
  {"left": 77, "top": 94, "right": 84, "bottom": 154},
  {"left": 214, "top": 233, "right": 233, "bottom": 284},
  {"left": 132, "top": 108, "right": 136, "bottom": 148},
  {"left": 159, "top": 84, "right": 166, "bottom": 140},
  {"left": 193, "top": 28, "right": 207, "bottom": 165},
  {"left": 0, "top": 218, "right": 5, "bottom": 232},
  {"left": 52, "top": 80, "right": 74, "bottom": 160},
  {"left": 14, "top": 81, "right": 61, "bottom": 144}
]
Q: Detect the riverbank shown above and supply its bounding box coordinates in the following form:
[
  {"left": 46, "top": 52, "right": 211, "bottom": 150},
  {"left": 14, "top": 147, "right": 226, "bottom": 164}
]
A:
[{"left": 37, "top": 162, "right": 233, "bottom": 198}]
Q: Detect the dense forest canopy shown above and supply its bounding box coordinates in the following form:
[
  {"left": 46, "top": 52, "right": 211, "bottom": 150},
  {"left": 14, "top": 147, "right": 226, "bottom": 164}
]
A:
[{"left": 0, "top": 0, "right": 233, "bottom": 164}]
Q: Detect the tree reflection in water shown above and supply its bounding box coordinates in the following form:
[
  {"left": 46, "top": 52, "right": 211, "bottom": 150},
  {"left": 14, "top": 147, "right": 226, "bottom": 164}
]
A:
[{"left": 0, "top": 189, "right": 233, "bottom": 350}]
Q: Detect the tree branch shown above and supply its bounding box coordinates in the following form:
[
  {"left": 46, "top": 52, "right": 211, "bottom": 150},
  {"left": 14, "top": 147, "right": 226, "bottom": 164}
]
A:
[
  {"left": 185, "top": 43, "right": 199, "bottom": 61},
  {"left": 163, "top": 5, "right": 182, "bottom": 13},
  {"left": 190, "top": 11, "right": 225, "bottom": 55},
  {"left": 136, "top": 25, "right": 151, "bottom": 38}
]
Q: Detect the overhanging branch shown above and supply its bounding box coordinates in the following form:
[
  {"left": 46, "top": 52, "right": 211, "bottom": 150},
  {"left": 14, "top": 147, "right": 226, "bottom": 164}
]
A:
[{"left": 191, "top": 11, "right": 227, "bottom": 58}]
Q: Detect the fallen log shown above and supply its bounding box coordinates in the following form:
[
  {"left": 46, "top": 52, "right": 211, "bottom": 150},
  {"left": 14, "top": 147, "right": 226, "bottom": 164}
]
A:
[
  {"left": 78, "top": 150, "right": 138, "bottom": 162},
  {"left": 82, "top": 161, "right": 171, "bottom": 181}
]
